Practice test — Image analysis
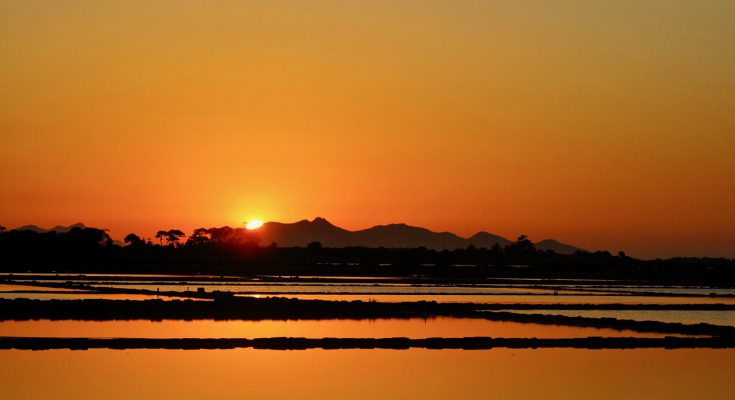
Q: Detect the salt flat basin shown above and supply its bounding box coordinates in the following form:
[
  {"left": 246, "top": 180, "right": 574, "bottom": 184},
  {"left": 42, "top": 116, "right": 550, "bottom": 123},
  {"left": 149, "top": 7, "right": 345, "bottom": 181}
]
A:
[
  {"left": 82, "top": 282, "right": 593, "bottom": 295},
  {"left": 0, "top": 284, "right": 89, "bottom": 292},
  {"left": 0, "top": 348, "right": 733, "bottom": 400},
  {"left": 0, "top": 317, "right": 665, "bottom": 339},
  {"left": 10, "top": 278, "right": 734, "bottom": 298},
  {"left": 237, "top": 293, "right": 735, "bottom": 304},
  {"left": 0, "top": 293, "right": 205, "bottom": 301},
  {"left": 1, "top": 273, "right": 232, "bottom": 279},
  {"left": 507, "top": 309, "right": 735, "bottom": 327}
]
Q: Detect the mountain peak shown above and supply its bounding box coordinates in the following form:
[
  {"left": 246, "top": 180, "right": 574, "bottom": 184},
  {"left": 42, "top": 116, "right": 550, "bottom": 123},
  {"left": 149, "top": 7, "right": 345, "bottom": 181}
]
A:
[
  {"left": 535, "top": 239, "right": 582, "bottom": 255},
  {"left": 469, "top": 231, "right": 503, "bottom": 240},
  {"left": 311, "top": 217, "right": 333, "bottom": 225},
  {"left": 467, "top": 231, "right": 511, "bottom": 247}
]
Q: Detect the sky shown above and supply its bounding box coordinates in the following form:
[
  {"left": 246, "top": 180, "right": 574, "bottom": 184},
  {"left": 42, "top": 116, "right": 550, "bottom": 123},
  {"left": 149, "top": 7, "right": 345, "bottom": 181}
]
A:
[{"left": 1, "top": 0, "right": 733, "bottom": 258}]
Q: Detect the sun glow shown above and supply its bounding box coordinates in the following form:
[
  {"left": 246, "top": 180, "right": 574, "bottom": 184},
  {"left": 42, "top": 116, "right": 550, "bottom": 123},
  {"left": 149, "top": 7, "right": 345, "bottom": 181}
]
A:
[{"left": 246, "top": 220, "right": 264, "bottom": 230}]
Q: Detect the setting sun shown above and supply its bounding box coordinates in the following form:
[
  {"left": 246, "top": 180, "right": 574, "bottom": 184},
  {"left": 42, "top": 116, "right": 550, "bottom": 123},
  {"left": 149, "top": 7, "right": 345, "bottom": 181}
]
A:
[{"left": 246, "top": 220, "right": 264, "bottom": 230}]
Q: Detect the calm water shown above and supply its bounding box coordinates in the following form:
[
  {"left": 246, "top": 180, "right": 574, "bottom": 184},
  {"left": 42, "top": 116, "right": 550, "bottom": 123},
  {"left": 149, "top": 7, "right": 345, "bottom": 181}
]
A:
[
  {"left": 2, "top": 274, "right": 733, "bottom": 399},
  {"left": 1, "top": 273, "right": 232, "bottom": 279},
  {"left": 5, "top": 289, "right": 733, "bottom": 304},
  {"left": 0, "top": 293, "right": 203, "bottom": 301},
  {"left": 1, "top": 348, "right": 733, "bottom": 399},
  {"left": 77, "top": 282, "right": 735, "bottom": 296},
  {"left": 0, "top": 284, "right": 87, "bottom": 292},
  {"left": 6, "top": 276, "right": 734, "bottom": 303},
  {"left": 0, "top": 318, "right": 664, "bottom": 339},
  {"left": 83, "top": 282, "right": 581, "bottom": 294}
]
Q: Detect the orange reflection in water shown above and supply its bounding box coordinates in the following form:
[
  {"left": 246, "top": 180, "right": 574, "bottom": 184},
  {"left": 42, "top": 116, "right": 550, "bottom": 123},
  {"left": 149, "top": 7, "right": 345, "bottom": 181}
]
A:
[
  {"left": 0, "top": 348, "right": 733, "bottom": 400},
  {"left": 0, "top": 318, "right": 663, "bottom": 339},
  {"left": 0, "top": 293, "right": 203, "bottom": 301},
  {"left": 0, "top": 284, "right": 87, "bottom": 292}
]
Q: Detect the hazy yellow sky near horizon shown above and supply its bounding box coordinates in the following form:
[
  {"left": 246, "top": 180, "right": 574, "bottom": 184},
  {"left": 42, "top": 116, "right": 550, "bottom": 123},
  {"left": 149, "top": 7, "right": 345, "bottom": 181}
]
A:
[{"left": 1, "top": 1, "right": 734, "bottom": 258}]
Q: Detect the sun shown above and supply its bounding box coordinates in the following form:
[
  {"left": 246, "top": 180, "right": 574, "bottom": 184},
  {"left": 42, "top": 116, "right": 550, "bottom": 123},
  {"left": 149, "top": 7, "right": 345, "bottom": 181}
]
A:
[{"left": 245, "top": 219, "right": 264, "bottom": 230}]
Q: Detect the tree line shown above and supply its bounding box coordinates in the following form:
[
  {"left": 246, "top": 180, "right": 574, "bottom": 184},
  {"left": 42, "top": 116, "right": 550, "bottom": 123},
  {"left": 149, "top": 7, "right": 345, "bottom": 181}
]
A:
[{"left": 0, "top": 225, "right": 733, "bottom": 283}]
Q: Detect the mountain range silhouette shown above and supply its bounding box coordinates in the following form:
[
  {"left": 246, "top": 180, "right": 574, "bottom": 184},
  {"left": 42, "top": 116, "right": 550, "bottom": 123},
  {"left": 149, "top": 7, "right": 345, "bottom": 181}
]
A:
[
  {"left": 10, "top": 219, "right": 583, "bottom": 254},
  {"left": 256, "top": 217, "right": 583, "bottom": 254},
  {"left": 13, "top": 223, "right": 87, "bottom": 233}
]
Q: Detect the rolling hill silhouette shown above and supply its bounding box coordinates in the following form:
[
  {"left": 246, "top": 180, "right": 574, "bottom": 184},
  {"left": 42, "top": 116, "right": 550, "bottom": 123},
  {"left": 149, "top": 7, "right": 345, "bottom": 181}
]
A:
[
  {"left": 13, "top": 223, "right": 87, "bottom": 233},
  {"left": 257, "top": 217, "right": 582, "bottom": 253},
  {"left": 257, "top": 217, "right": 353, "bottom": 247},
  {"left": 9, "top": 219, "right": 584, "bottom": 254},
  {"left": 535, "top": 239, "right": 583, "bottom": 254}
]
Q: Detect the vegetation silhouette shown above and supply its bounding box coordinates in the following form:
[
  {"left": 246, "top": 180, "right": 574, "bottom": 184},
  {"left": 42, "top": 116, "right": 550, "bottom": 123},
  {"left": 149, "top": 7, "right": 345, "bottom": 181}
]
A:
[
  {"left": 155, "top": 229, "right": 186, "bottom": 247},
  {"left": 2, "top": 336, "right": 734, "bottom": 351},
  {"left": 124, "top": 233, "right": 145, "bottom": 247},
  {"left": 0, "top": 225, "right": 732, "bottom": 284}
]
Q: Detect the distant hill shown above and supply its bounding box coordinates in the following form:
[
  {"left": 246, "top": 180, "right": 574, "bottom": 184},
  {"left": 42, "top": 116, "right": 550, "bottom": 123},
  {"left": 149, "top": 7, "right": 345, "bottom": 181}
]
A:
[
  {"left": 258, "top": 217, "right": 352, "bottom": 247},
  {"left": 468, "top": 231, "right": 512, "bottom": 249},
  {"left": 535, "top": 239, "right": 583, "bottom": 255},
  {"left": 13, "top": 223, "right": 86, "bottom": 233},
  {"left": 351, "top": 223, "right": 468, "bottom": 249},
  {"left": 255, "top": 217, "right": 579, "bottom": 252}
]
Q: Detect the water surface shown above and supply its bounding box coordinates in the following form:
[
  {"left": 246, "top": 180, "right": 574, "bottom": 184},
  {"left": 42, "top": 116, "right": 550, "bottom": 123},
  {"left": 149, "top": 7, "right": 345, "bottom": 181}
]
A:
[
  {"left": 0, "top": 293, "right": 202, "bottom": 301},
  {"left": 0, "top": 348, "right": 732, "bottom": 399},
  {"left": 0, "top": 318, "right": 662, "bottom": 339},
  {"left": 0, "top": 284, "right": 88, "bottom": 292}
]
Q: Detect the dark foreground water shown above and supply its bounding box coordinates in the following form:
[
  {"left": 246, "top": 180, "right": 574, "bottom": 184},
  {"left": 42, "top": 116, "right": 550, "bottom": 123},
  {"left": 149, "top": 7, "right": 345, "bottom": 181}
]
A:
[{"left": 1, "top": 348, "right": 733, "bottom": 399}]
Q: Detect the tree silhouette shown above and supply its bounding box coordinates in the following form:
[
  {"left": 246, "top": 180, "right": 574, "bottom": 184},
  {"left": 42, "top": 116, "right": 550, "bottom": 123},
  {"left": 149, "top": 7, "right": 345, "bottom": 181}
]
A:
[
  {"left": 202, "top": 226, "right": 259, "bottom": 247},
  {"left": 187, "top": 228, "right": 212, "bottom": 246},
  {"left": 507, "top": 234, "right": 535, "bottom": 254},
  {"left": 63, "top": 227, "right": 113, "bottom": 248},
  {"left": 124, "top": 233, "right": 145, "bottom": 247},
  {"left": 0, "top": 226, "right": 6, "bottom": 233},
  {"left": 155, "top": 230, "right": 168, "bottom": 246},
  {"left": 2, "top": 222, "right": 733, "bottom": 279},
  {"left": 165, "top": 229, "right": 186, "bottom": 247}
]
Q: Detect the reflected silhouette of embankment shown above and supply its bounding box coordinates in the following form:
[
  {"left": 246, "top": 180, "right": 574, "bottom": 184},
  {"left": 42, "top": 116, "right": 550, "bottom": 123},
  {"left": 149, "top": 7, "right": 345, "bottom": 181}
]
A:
[
  {"left": 1, "top": 336, "right": 734, "bottom": 350},
  {"left": 2, "top": 298, "right": 735, "bottom": 337}
]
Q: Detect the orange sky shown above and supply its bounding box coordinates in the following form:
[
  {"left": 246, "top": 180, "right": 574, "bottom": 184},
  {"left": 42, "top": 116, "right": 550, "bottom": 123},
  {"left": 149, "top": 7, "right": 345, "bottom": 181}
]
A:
[{"left": 1, "top": 1, "right": 733, "bottom": 258}]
